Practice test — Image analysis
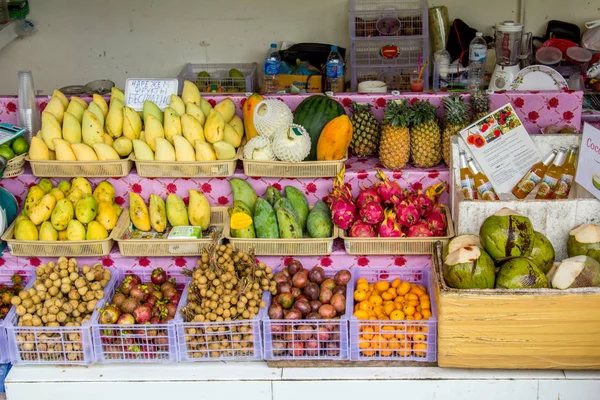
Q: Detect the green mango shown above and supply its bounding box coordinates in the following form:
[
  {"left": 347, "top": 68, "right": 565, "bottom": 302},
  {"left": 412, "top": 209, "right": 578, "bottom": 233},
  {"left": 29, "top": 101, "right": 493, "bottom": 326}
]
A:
[
  {"left": 253, "top": 198, "right": 279, "bottom": 239},
  {"left": 39, "top": 221, "right": 58, "bottom": 241},
  {"left": 57, "top": 180, "right": 71, "bottom": 194},
  {"left": 265, "top": 186, "right": 282, "bottom": 207},
  {"left": 284, "top": 186, "right": 309, "bottom": 230},
  {"left": 306, "top": 200, "right": 333, "bottom": 239},
  {"left": 37, "top": 178, "right": 54, "bottom": 194},
  {"left": 273, "top": 197, "right": 295, "bottom": 214},
  {"left": 229, "top": 178, "right": 257, "bottom": 213},
  {"left": 166, "top": 194, "right": 189, "bottom": 227},
  {"left": 75, "top": 195, "right": 98, "bottom": 224},
  {"left": 51, "top": 198, "right": 74, "bottom": 231},
  {"left": 228, "top": 200, "right": 255, "bottom": 238},
  {"left": 277, "top": 207, "right": 303, "bottom": 239}
]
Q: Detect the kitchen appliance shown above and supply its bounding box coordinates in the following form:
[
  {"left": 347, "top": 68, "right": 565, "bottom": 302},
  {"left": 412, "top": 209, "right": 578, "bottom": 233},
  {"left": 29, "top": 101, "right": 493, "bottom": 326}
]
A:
[{"left": 489, "top": 21, "right": 524, "bottom": 91}]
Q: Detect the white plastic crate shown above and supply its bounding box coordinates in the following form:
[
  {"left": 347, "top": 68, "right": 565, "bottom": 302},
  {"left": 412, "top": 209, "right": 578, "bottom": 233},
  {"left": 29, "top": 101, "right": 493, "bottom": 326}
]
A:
[
  {"left": 177, "top": 63, "right": 258, "bottom": 93},
  {"left": 176, "top": 286, "right": 265, "bottom": 362},
  {"left": 92, "top": 268, "right": 189, "bottom": 364},
  {"left": 0, "top": 267, "right": 34, "bottom": 364},
  {"left": 350, "top": 0, "right": 428, "bottom": 38}
]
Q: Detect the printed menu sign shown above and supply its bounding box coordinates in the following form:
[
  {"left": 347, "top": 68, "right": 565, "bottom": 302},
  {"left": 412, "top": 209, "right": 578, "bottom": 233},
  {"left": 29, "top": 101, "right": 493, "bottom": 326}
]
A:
[
  {"left": 459, "top": 103, "right": 541, "bottom": 194},
  {"left": 575, "top": 123, "right": 600, "bottom": 200},
  {"left": 124, "top": 78, "right": 179, "bottom": 111}
]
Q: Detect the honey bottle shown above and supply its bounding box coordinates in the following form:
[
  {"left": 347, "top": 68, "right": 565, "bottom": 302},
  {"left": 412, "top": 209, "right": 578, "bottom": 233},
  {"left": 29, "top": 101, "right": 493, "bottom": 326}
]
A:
[
  {"left": 459, "top": 150, "right": 477, "bottom": 200},
  {"left": 512, "top": 149, "right": 557, "bottom": 199},
  {"left": 552, "top": 145, "right": 579, "bottom": 199},
  {"left": 467, "top": 158, "right": 499, "bottom": 200},
  {"left": 535, "top": 147, "right": 568, "bottom": 199}
]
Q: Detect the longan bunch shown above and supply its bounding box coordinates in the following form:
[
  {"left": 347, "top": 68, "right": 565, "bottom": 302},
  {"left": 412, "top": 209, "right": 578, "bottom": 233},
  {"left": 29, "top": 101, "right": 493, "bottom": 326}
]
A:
[
  {"left": 181, "top": 241, "right": 275, "bottom": 324},
  {"left": 11, "top": 257, "right": 111, "bottom": 327}
]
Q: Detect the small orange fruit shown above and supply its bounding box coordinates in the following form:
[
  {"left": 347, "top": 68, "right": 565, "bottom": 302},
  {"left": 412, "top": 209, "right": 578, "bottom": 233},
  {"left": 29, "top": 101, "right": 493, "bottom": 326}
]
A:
[
  {"left": 391, "top": 278, "right": 401, "bottom": 288},
  {"left": 422, "top": 309, "right": 432, "bottom": 319},
  {"left": 369, "top": 295, "right": 383, "bottom": 306},
  {"left": 397, "top": 281, "right": 411, "bottom": 296},
  {"left": 390, "top": 310, "right": 405, "bottom": 320},
  {"left": 375, "top": 281, "right": 390, "bottom": 292},
  {"left": 403, "top": 304, "right": 415, "bottom": 316},
  {"left": 354, "top": 310, "right": 369, "bottom": 320}
]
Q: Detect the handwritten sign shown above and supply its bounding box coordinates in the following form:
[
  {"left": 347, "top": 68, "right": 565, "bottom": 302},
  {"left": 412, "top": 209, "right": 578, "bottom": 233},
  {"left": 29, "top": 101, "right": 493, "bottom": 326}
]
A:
[
  {"left": 124, "top": 78, "right": 179, "bottom": 111},
  {"left": 575, "top": 123, "right": 600, "bottom": 200}
]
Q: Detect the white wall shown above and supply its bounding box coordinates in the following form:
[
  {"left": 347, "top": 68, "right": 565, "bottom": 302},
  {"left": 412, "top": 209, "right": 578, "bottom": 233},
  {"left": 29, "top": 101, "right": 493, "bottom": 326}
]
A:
[{"left": 0, "top": 0, "right": 598, "bottom": 94}]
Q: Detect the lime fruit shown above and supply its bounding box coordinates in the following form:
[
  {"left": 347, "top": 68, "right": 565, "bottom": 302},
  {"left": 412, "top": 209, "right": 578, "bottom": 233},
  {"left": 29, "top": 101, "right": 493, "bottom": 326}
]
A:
[
  {"left": 11, "top": 136, "right": 29, "bottom": 155},
  {"left": 0, "top": 145, "right": 15, "bottom": 160}
]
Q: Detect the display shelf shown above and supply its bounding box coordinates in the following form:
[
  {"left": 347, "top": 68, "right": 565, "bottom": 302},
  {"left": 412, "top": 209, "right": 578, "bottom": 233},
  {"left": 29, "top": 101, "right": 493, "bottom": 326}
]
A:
[{"left": 4, "top": 363, "right": 600, "bottom": 400}]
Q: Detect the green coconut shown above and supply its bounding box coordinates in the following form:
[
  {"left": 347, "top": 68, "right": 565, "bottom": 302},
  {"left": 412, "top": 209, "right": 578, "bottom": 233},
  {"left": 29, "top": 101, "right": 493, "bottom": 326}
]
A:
[
  {"left": 443, "top": 246, "right": 496, "bottom": 289},
  {"left": 528, "top": 231, "right": 555, "bottom": 274},
  {"left": 567, "top": 224, "right": 600, "bottom": 263},
  {"left": 495, "top": 257, "right": 548, "bottom": 289},
  {"left": 479, "top": 208, "right": 534, "bottom": 261},
  {"left": 442, "top": 234, "right": 482, "bottom": 261},
  {"left": 551, "top": 255, "right": 600, "bottom": 289}
]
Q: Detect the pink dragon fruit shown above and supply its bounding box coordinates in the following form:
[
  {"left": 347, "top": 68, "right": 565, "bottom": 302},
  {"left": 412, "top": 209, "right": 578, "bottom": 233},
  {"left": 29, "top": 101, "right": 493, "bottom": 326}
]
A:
[
  {"left": 360, "top": 200, "right": 384, "bottom": 225},
  {"left": 376, "top": 169, "right": 403, "bottom": 204},
  {"left": 407, "top": 222, "right": 434, "bottom": 237},
  {"left": 349, "top": 220, "right": 377, "bottom": 237},
  {"left": 378, "top": 209, "right": 404, "bottom": 237},
  {"left": 425, "top": 208, "right": 447, "bottom": 235},
  {"left": 356, "top": 185, "right": 382, "bottom": 210},
  {"left": 330, "top": 198, "right": 357, "bottom": 230},
  {"left": 412, "top": 193, "right": 434, "bottom": 214},
  {"left": 396, "top": 202, "right": 421, "bottom": 227}
]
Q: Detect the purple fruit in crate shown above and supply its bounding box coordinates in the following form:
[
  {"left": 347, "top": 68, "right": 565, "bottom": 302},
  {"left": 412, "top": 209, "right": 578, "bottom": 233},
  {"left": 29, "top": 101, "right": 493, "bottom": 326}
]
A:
[
  {"left": 317, "top": 326, "right": 330, "bottom": 341},
  {"left": 273, "top": 272, "right": 288, "bottom": 284},
  {"left": 117, "top": 313, "right": 135, "bottom": 325},
  {"left": 308, "top": 266, "right": 326, "bottom": 284},
  {"left": 332, "top": 285, "right": 346, "bottom": 296},
  {"left": 309, "top": 300, "right": 322, "bottom": 313},
  {"left": 303, "top": 282, "right": 320, "bottom": 301},
  {"left": 268, "top": 304, "right": 284, "bottom": 319},
  {"left": 112, "top": 292, "right": 126, "bottom": 308},
  {"left": 320, "top": 278, "right": 336, "bottom": 291},
  {"left": 292, "top": 270, "right": 309, "bottom": 289},
  {"left": 293, "top": 298, "right": 311, "bottom": 316},
  {"left": 133, "top": 305, "right": 152, "bottom": 324},
  {"left": 334, "top": 270, "right": 351, "bottom": 286},
  {"left": 330, "top": 293, "right": 346, "bottom": 314},
  {"left": 284, "top": 309, "right": 302, "bottom": 320},
  {"left": 120, "top": 297, "right": 139, "bottom": 314},
  {"left": 119, "top": 276, "right": 136, "bottom": 295},
  {"left": 325, "top": 341, "right": 340, "bottom": 356},
  {"left": 166, "top": 303, "right": 177, "bottom": 318},
  {"left": 155, "top": 336, "right": 169, "bottom": 345},
  {"left": 160, "top": 280, "right": 176, "bottom": 293},
  {"left": 294, "top": 325, "right": 314, "bottom": 341},
  {"left": 151, "top": 268, "right": 168, "bottom": 285},
  {"left": 291, "top": 287, "right": 302, "bottom": 299},
  {"left": 130, "top": 284, "right": 149, "bottom": 302},
  {"left": 146, "top": 295, "right": 159, "bottom": 307},
  {"left": 169, "top": 292, "right": 181, "bottom": 305},
  {"left": 162, "top": 285, "right": 178, "bottom": 300},
  {"left": 319, "top": 287, "right": 333, "bottom": 304},
  {"left": 99, "top": 304, "right": 121, "bottom": 324},
  {"left": 277, "top": 281, "right": 292, "bottom": 294},
  {"left": 278, "top": 293, "right": 294, "bottom": 309},
  {"left": 271, "top": 341, "right": 286, "bottom": 356},
  {"left": 151, "top": 290, "right": 164, "bottom": 300},
  {"left": 305, "top": 339, "right": 319, "bottom": 356},
  {"left": 318, "top": 304, "right": 336, "bottom": 319},
  {"left": 281, "top": 267, "right": 291, "bottom": 279},
  {"left": 270, "top": 323, "right": 285, "bottom": 333},
  {"left": 296, "top": 295, "right": 308, "bottom": 303},
  {"left": 287, "top": 259, "right": 304, "bottom": 275},
  {"left": 306, "top": 312, "right": 321, "bottom": 320},
  {"left": 288, "top": 340, "right": 304, "bottom": 357}
]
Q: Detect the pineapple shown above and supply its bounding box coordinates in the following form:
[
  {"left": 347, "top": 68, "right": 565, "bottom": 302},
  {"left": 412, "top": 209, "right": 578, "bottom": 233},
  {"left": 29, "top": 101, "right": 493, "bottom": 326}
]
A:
[
  {"left": 442, "top": 95, "right": 469, "bottom": 166},
  {"left": 471, "top": 90, "right": 490, "bottom": 122},
  {"left": 410, "top": 100, "right": 442, "bottom": 168},
  {"left": 350, "top": 103, "right": 380, "bottom": 157},
  {"left": 378, "top": 100, "right": 411, "bottom": 170}
]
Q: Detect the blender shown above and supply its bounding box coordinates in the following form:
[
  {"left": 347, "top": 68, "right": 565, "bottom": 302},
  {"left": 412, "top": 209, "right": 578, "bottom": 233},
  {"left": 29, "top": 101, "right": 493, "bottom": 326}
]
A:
[{"left": 489, "top": 21, "right": 524, "bottom": 91}]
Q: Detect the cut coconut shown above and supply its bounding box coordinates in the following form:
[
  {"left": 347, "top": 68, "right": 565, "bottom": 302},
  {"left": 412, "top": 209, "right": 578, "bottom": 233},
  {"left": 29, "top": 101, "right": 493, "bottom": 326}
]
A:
[
  {"left": 569, "top": 224, "right": 600, "bottom": 243},
  {"left": 493, "top": 207, "right": 523, "bottom": 217},
  {"left": 446, "top": 234, "right": 481, "bottom": 255},
  {"left": 546, "top": 263, "right": 559, "bottom": 284},
  {"left": 567, "top": 224, "right": 600, "bottom": 262},
  {"left": 445, "top": 246, "right": 481, "bottom": 265},
  {"left": 551, "top": 255, "right": 600, "bottom": 289}
]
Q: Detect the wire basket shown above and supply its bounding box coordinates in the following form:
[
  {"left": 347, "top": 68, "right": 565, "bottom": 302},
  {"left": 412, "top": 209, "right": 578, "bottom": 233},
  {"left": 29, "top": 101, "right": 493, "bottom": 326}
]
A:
[
  {"left": 92, "top": 268, "right": 189, "bottom": 364},
  {"left": 6, "top": 266, "right": 118, "bottom": 365},
  {"left": 241, "top": 149, "right": 346, "bottom": 178},
  {"left": 0, "top": 267, "right": 34, "bottom": 364},
  {"left": 134, "top": 149, "right": 239, "bottom": 178},
  {"left": 175, "top": 285, "right": 265, "bottom": 362},
  {"left": 2, "top": 153, "right": 27, "bottom": 178},
  {"left": 352, "top": 38, "right": 425, "bottom": 66},
  {"left": 347, "top": 267, "right": 437, "bottom": 362},
  {"left": 178, "top": 63, "right": 258, "bottom": 93},
  {"left": 25, "top": 156, "right": 134, "bottom": 178},
  {"left": 115, "top": 207, "right": 229, "bottom": 257},
  {"left": 1, "top": 208, "right": 128, "bottom": 257},
  {"left": 350, "top": 0, "right": 427, "bottom": 38},
  {"left": 340, "top": 205, "right": 454, "bottom": 255}
]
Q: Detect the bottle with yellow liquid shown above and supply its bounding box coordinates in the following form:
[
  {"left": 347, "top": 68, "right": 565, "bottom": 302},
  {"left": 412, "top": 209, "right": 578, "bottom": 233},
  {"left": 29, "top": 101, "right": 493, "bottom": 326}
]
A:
[
  {"left": 535, "top": 147, "right": 568, "bottom": 199},
  {"left": 552, "top": 145, "right": 579, "bottom": 199},
  {"left": 467, "top": 158, "right": 499, "bottom": 200},
  {"left": 459, "top": 150, "right": 477, "bottom": 200},
  {"left": 512, "top": 149, "right": 558, "bottom": 199}
]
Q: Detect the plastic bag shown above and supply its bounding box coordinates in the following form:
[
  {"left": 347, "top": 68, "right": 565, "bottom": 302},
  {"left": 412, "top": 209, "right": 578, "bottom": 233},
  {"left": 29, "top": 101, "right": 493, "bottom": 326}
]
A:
[{"left": 582, "top": 19, "right": 600, "bottom": 51}]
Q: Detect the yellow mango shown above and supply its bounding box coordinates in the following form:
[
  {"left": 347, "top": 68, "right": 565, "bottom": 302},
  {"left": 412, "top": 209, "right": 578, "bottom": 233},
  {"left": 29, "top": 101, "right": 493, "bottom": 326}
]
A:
[
  {"left": 51, "top": 198, "right": 74, "bottom": 231},
  {"left": 123, "top": 106, "right": 142, "bottom": 140},
  {"left": 66, "top": 100, "right": 85, "bottom": 123},
  {"left": 95, "top": 201, "right": 118, "bottom": 231},
  {"left": 66, "top": 219, "right": 86, "bottom": 241},
  {"left": 51, "top": 90, "right": 69, "bottom": 108},
  {"left": 29, "top": 136, "right": 50, "bottom": 160},
  {"left": 186, "top": 102, "right": 206, "bottom": 126},
  {"left": 163, "top": 107, "right": 182, "bottom": 143},
  {"left": 29, "top": 194, "right": 57, "bottom": 225},
  {"left": 181, "top": 113, "right": 204, "bottom": 144},
  {"left": 214, "top": 98, "right": 236, "bottom": 123},
  {"left": 24, "top": 186, "right": 46, "bottom": 217},
  {"left": 204, "top": 109, "right": 225, "bottom": 143},
  {"left": 71, "top": 143, "right": 99, "bottom": 161},
  {"left": 39, "top": 221, "right": 58, "bottom": 241},
  {"left": 105, "top": 98, "right": 124, "bottom": 138},
  {"left": 129, "top": 192, "right": 151, "bottom": 231},
  {"left": 86, "top": 221, "right": 108, "bottom": 240},
  {"left": 144, "top": 114, "right": 165, "bottom": 152},
  {"left": 82, "top": 110, "right": 104, "bottom": 147},
  {"left": 53, "top": 139, "right": 77, "bottom": 161},
  {"left": 41, "top": 111, "right": 62, "bottom": 151},
  {"left": 132, "top": 139, "right": 154, "bottom": 161},
  {"left": 14, "top": 218, "right": 38, "bottom": 241},
  {"left": 194, "top": 140, "right": 216, "bottom": 161},
  {"left": 92, "top": 94, "right": 109, "bottom": 117},
  {"left": 188, "top": 190, "right": 211, "bottom": 230},
  {"left": 169, "top": 95, "right": 186, "bottom": 116},
  {"left": 149, "top": 194, "right": 167, "bottom": 233},
  {"left": 62, "top": 111, "right": 82, "bottom": 144},
  {"left": 93, "top": 181, "right": 115, "bottom": 203},
  {"left": 45, "top": 96, "right": 65, "bottom": 124},
  {"left": 182, "top": 80, "right": 201, "bottom": 106}
]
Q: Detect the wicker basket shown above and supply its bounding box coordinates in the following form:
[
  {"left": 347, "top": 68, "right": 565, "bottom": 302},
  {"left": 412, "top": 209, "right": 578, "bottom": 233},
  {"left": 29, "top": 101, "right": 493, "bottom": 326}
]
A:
[
  {"left": 241, "top": 151, "right": 347, "bottom": 178},
  {"left": 26, "top": 156, "right": 133, "bottom": 178},
  {"left": 0, "top": 209, "right": 128, "bottom": 257},
  {"left": 115, "top": 207, "right": 230, "bottom": 257},
  {"left": 340, "top": 205, "right": 454, "bottom": 255},
  {"left": 2, "top": 153, "right": 27, "bottom": 178}
]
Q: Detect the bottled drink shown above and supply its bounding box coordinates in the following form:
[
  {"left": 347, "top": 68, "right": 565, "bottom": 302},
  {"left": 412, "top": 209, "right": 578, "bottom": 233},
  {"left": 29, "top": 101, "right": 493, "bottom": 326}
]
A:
[
  {"left": 459, "top": 150, "right": 477, "bottom": 200},
  {"left": 512, "top": 149, "right": 557, "bottom": 199},
  {"left": 262, "top": 43, "right": 281, "bottom": 94},
  {"left": 552, "top": 145, "right": 579, "bottom": 199},
  {"left": 467, "top": 158, "right": 499, "bottom": 200},
  {"left": 326, "top": 45, "right": 345, "bottom": 93},
  {"left": 535, "top": 147, "right": 568, "bottom": 199},
  {"left": 468, "top": 32, "right": 487, "bottom": 91}
]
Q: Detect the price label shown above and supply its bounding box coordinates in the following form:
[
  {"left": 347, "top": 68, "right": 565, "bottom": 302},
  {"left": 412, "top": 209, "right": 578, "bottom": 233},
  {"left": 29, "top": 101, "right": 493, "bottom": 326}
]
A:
[{"left": 124, "top": 78, "right": 179, "bottom": 111}]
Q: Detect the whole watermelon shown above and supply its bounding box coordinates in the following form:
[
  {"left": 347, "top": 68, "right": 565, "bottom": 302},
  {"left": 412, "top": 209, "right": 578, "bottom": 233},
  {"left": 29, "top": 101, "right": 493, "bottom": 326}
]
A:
[{"left": 293, "top": 95, "right": 346, "bottom": 161}]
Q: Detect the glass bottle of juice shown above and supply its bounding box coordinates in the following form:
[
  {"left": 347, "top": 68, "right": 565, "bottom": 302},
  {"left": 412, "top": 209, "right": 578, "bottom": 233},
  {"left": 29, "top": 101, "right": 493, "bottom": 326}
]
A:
[
  {"left": 552, "top": 145, "right": 579, "bottom": 199},
  {"left": 467, "top": 158, "right": 499, "bottom": 200},
  {"left": 459, "top": 150, "right": 477, "bottom": 199},
  {"left": 512, "top": 149, "right": 557, "bottom": 199},
  {"left": 535, "top": 147, "right": 568, "bottom": 199}
]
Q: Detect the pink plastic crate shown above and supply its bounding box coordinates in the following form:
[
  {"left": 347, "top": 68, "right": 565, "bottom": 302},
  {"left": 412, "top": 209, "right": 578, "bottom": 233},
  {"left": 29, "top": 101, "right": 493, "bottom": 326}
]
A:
[
  {"left": 262, "top": 268, "right": 350, "bottom": 361},
  {"left": 176, "top": 284, "right": 265, "bottom": 362},
  {"left": 0, "top": 268, "right": 34, "bottom": 363},
  {"left": 6, "top": 266, "right": 118, "bottom": 365},
  {"left": 348, "top": 268, "right": 437, "bottom": 362},
  {"left": 92, "top": 268, "right": 189, "bottom": 364}
]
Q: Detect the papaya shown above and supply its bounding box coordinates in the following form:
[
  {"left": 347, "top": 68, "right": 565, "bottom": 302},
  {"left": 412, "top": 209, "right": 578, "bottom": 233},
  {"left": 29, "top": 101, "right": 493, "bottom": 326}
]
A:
[
  {"left": 229, "top": 178, "right": 257, "bottom": 213},
  {"left": 316, "top": 115, "right": 353, "bottom": 161},
  {"left": 253, "top": 198, "right": 279, "bottom": 239},
  {"left": 265, "top": 186, "right": 282, "bottom": 207},
  {"left": 277, "top": 207, "right": 303, "bottom": 238},
  {"left": 306, "top": 200, "right": 333, "bottom": 238},
  {"left": 284, "top": 186, "right": 309, "bottom": 230},
  {"left": 228, "top": 200, "right": 255, "bottom": 238},
  {"left": 242, "top": 93, "right": 263, "bottom": 142}
]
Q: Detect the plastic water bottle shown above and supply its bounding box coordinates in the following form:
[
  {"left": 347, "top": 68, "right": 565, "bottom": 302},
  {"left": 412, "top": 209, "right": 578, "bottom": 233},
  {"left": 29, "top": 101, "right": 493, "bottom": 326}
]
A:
[
  {"left": 326, "top": 45, "right": 345, "bottom": 93},
  {"left": 263, "top": 43, "right": 281, "bottom": 94},
  {"left": 467, "top": 32, "right": 487, "bottom": 91}
]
